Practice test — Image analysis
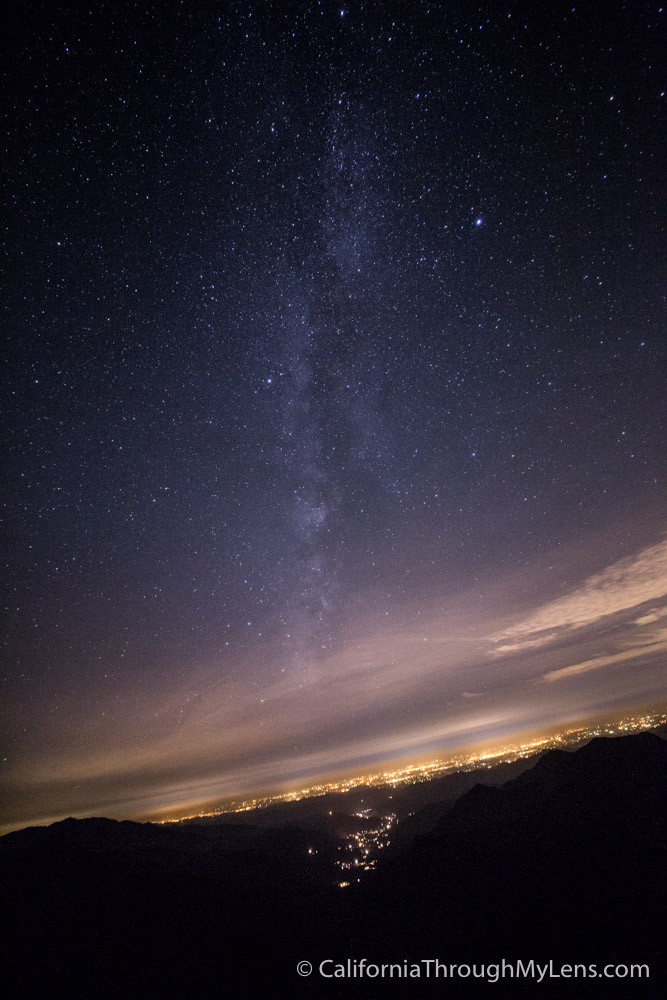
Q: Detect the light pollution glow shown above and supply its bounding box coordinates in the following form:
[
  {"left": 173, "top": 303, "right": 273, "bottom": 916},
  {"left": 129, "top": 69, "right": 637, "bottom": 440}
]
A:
[
  {"left": 1, "top": 531, "right": 665, "bottom": 835},
  {"left": 158, "top": 708, "right": 666, "bottom": 823}
]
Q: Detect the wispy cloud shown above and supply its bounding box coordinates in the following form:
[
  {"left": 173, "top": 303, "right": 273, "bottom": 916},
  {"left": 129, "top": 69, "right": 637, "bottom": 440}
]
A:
[
  {"left": 490, "top": 539, "right": 667, "bottom": 656},
  {"left": 634, "top": 606, "right": 667, "bottom": 626},
  {"left": 489, "top": 634, "right": 557, "bottom": 657},
  {"left": 542, "top": 625, "right": 667, "bottom": 682}
]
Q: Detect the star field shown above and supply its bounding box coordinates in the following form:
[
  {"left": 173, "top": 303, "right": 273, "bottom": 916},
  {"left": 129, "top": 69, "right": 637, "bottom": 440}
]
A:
[{"left": 2, "top": 0, "right": 665, "bottom": 830}]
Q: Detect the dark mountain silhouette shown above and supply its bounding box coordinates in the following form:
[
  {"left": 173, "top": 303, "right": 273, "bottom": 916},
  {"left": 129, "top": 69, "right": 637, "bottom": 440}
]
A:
[
  {"left": 2, "top": 733, "right": 664, "bottom": 998},
  {"left": 329, "top": 733, "right": 666, "bottom": 986}
]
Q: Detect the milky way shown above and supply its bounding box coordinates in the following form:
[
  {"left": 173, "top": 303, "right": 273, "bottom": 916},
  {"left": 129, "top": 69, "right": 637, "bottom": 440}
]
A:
[{"left": 3, "top": 0, "right": 665, "bottom": 831}]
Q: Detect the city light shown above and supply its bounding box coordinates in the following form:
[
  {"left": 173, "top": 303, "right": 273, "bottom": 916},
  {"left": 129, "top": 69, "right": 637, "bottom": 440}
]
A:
[{"left": 162, "top": 710, "right": 664, "bottom": 825}]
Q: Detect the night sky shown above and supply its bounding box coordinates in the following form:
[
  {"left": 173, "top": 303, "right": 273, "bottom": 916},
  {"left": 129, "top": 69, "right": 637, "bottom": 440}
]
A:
[{"left": 3, "top": 0, "right": 665, "bottom": 832}]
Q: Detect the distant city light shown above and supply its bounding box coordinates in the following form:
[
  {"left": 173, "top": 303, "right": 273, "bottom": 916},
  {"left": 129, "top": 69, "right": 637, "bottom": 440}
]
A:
[{"left": 158, "top": 710, "right": 664, "bottom": 825}]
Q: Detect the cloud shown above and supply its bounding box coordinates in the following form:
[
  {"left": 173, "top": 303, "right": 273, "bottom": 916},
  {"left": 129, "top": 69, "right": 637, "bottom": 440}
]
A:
[
  {"left": 634, "top": 606, "right": 667, "bottom": 625},
  {"left": 489, "top": 634, "right": 557, "bottom": 658},
  {"left": 542, "top": 625, "right": 667, "bottom": 682},
  {"left": 491, "top": 539, "right": 667, "bottom": 656}
]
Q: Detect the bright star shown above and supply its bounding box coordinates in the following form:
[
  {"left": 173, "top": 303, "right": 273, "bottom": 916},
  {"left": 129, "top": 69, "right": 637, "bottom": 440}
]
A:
[{"left": 475, "top": 218, "right": 483, "bottom": 226}]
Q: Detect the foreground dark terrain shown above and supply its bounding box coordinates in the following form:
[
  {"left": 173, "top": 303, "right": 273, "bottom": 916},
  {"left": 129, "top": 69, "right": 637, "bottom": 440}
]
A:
[{"left": 2, "top": 732, "right": 665, "bottom": 998}]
